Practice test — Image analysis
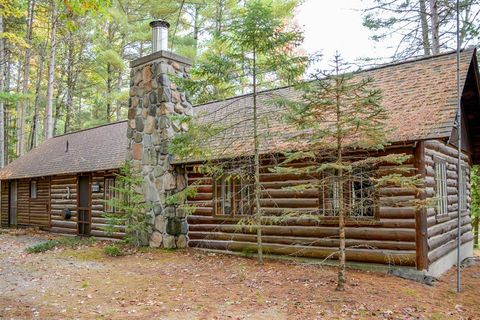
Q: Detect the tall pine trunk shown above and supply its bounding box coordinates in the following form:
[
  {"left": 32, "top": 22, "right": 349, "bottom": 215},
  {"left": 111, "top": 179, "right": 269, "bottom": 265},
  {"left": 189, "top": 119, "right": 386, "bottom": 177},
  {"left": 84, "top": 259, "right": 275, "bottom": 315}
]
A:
[
  {"left": 429, "top": 0, "right": 440, "bottom": 54},
  {"left": 44, "top": 0, "right": 57, "bottom": 140},
  {"left": 106, "top": 62, "right": 112, "bottom": 122},
  {"left": 30, "top": 45, "right": 46, "bottom": 150},
  {"left": 19, "top": 0, "right": 36, "bottom": 156},
  {"left": 335, "top": 55, "right": 346, "bottom": 291},
  {"left": 253, "top": 46, "right": 263, "bottom": 263},
  {"left": 419, "top": 0, "right": 431, "bottom": 56},
  {"left": 0, "top": 14, "right": 5, "bottom": 168}
]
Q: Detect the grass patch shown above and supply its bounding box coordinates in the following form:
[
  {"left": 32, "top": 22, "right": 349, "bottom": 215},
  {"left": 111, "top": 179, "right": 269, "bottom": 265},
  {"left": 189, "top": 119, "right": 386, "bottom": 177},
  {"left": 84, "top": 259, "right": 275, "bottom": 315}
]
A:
[
  {"left": 25, "top": 237, "right": 96, "bottom": 253},
  {"left": 104, "top": 244, "right": 124, "bottom": 257}
]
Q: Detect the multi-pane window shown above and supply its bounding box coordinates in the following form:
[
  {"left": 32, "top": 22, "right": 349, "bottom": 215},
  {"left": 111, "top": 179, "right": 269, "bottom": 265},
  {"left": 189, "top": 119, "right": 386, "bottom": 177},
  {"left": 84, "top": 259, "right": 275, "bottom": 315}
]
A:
[
  {"left": 214, "top": 175, "right": 253, "bottom": 215},
  {"left": 319, "top": 168, "right": 375, "bottom": 218},
  {"left": 30, "top": 180, "right": 37, "bottom": 199},
  {"left": 104, "top": 177, "right": 116, "bottom": 213},
  {"left": 434, "top": 161, "right": 448, "bottom": 217},
  {"left": 460, "top": 167, "right": 468, "bottom": 211}
]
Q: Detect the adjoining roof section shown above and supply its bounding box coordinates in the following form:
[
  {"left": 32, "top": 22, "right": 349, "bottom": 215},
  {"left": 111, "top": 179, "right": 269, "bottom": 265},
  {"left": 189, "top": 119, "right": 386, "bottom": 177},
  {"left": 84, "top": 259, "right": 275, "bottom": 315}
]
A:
[
  {"left": 189, "top": 48, "right": 477, "bottom": 161},
  {"left": 0, "top": 121, "right": 128, "bottom": 180}
]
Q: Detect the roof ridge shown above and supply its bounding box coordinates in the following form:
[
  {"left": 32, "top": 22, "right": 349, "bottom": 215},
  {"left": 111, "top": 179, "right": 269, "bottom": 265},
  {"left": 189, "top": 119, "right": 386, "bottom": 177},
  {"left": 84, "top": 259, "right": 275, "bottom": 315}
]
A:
[
  {"left": 193, "top": 47, "right": 476, "bottom": 108},
  {"left": 52, "top": 120, "right": 128, "bottom": 139}
]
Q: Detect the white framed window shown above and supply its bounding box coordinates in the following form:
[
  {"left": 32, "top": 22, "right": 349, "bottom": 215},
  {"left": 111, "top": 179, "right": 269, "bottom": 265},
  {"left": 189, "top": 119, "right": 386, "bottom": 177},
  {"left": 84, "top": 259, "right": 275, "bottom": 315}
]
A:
[
  {"left": 434, "top": 160, "right": 448, "bottom": 217},
  {"left": 104, "top": 177, "right": 116, "bottom": 213},
  {"left": 320, "top": 168, "right": 375, "bottom": 218},
  {"left": 214, "top": 175, "right": 253, "bottom": 216},
  {"left": 30, "top": 180, "right": 37, "bottom": 199},
  {"left": 460, "top": 167, "right": 468, "bottom": 211}
]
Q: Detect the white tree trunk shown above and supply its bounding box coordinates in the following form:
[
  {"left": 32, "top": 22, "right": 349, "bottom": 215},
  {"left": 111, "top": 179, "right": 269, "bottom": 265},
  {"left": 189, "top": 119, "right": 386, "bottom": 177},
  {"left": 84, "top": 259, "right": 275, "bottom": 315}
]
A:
[{"left": 44, "top": 0, "right": 57, "bottom": 140}]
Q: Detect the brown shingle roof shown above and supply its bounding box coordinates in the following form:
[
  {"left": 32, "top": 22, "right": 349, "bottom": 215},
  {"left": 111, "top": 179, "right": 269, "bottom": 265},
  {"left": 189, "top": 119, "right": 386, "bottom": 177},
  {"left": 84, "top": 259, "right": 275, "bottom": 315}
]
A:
[
  {"left": 189, "top": 48, "right": 477, "bottom": 161},
  {"left": 0, "top": 49, "right": 476, "bottom": 178},
  {"left": 0, "top": 121, "right": 128, "bottom": 179}
]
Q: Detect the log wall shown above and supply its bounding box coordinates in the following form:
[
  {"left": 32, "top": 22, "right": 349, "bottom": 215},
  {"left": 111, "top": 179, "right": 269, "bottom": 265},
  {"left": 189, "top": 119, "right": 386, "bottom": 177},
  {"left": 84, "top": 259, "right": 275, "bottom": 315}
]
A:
[
  {"left": 50, "top": 174, "right": 78, "bottom": 234},
  {"left": 0, "top": 178, "right": 50, "bottom": 228},
  {"left": 50, "top": 171, "right": 124, "bottom": 238},
  {"left": 186, "top": 147, "right": 419, "bottom": 267},
  {"left": 90, "top": 171, "right": 125, "bottom": 239},
  {"left": 424, "top": 139, "right": 474, "bottom": 265},
  {"left": 1, "top": 182, "right": 8, "bottom": 226}
]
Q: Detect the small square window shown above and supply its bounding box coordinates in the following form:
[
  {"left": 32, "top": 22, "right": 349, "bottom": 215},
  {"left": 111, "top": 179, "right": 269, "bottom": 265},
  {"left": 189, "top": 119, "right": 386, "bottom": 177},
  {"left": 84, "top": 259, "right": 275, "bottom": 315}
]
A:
[{"left": 30, "top": 181, "right": 37, "bottom": 199}]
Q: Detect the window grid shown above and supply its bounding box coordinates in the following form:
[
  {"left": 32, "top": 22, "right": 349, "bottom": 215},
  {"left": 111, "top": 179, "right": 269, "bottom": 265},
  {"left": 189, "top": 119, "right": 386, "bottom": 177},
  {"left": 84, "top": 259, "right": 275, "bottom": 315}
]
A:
[
  {"left": 320, "top": 169, "right": 375, "bottom": 218},
  {"left": 104, "top": 177, "right": 116, "bottom": 213},
  {"left": 215, "top": 175, "right": 254, "bottom": 216},
  {"left": 460, "top": 167, "right": 468, "bottom": 211},
  {"left": 434, "top": 162, "right": 448, "bottom": 217}
]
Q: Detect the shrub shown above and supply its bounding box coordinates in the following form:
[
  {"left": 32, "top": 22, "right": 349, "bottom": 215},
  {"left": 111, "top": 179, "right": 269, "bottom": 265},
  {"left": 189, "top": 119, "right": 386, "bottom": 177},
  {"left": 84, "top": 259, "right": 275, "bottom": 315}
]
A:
[
  {"left": 104, "top": 244, "right": 123, "bottom": 257},
  {"left": 26, "top": 240, "right": 60, "bottom": 253},
  {"left": 25, "top": 237, "right": 96, "bottom": 253}
]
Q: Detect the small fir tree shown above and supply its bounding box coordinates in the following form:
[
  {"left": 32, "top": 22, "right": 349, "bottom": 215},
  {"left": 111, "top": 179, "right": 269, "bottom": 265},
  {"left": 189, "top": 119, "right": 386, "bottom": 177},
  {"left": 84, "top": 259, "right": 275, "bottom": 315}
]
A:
[
  {"left": 273, "top": 54, "right": 422, "bottom": 290},
  {"left": 170, "top": 0, "right": 307, "bottom": 263},
  {"left": 103, "top": 161, "right": 151, "bottom": 247}
]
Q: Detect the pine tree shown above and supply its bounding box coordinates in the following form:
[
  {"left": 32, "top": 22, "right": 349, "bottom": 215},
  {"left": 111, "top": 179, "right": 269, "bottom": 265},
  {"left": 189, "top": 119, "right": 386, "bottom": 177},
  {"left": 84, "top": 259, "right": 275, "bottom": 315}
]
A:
[
  {"left": 170, "top": 0, "right": 307, "bottom": 263},
  {"left": 273, "top": 54, "right": 422, "bottom": 290},
  {"left": 103, "top": 161, "right": 151, "bottom": 247}
]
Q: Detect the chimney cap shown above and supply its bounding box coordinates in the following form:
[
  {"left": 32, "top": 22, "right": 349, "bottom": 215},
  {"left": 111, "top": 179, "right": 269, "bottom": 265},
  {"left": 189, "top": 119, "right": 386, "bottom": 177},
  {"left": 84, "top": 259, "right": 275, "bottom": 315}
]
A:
[{"left": 149, "top": 20, "right": 170, "bottom": 29}]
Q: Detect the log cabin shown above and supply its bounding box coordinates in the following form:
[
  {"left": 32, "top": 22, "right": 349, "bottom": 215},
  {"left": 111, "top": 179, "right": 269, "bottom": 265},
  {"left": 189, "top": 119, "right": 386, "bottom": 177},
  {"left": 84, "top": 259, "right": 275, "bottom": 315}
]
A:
[{"left": 0, "top": 21, "right": 478, "bottom": 276}]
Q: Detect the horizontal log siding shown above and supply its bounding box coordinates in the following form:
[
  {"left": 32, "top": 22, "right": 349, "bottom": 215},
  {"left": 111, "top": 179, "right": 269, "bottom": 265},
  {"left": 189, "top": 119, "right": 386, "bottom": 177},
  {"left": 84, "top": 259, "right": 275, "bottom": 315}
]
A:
[
  {"left": 1, "top": 182, "right": 8, "bottom": 226},
  {"left": 90, "top": 171, "right": 125, "bottom": 239},
  {"left": 50, "top": 174, "right": 78, "bottom": 234},
  {"left": 5, "top": 178, "right": 50, "bottom": 228},
  {"left": 186, "top": 148, "right": 418, "bottom": 266},
  {"left": 424, "top": 140, "right": 473, "bottom": 265},
  {"left": 28, "top": 178, "right": 50, "bottom": 227}
]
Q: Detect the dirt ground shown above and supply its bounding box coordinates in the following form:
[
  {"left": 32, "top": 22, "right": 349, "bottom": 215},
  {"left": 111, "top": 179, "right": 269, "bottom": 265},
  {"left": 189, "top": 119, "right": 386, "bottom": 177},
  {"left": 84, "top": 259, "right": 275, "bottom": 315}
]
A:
[{"left": 0, "top": 230, "right": 479, "bottom": 320}]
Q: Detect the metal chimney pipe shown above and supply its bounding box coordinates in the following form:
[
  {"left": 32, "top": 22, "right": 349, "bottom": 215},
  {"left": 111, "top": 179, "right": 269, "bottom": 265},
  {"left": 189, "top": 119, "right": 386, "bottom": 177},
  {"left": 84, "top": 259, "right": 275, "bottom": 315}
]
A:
[{"left": 150, "top": 20, "right": 170, "bottom": 53}]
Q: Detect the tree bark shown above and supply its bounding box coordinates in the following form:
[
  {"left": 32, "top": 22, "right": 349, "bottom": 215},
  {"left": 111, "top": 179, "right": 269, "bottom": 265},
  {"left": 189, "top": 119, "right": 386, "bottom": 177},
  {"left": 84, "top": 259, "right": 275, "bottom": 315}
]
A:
[
  {"left": 19, "top": 0, "right": 36, "bottom": 156},
  {"left": 474, "top": 215, "right": 479, "bottom": 248},
  {"left": 44, "top": 0, "right": 57, "bottom": 140},
  {"left": 0, "top": 14, "right": 5, "bottom": 167},
  {"left": 30, "top": 45, "right": 46, "bottom": 150},
  {"left": 419, "top": 0, "right": 431, "bottom": 56},
  {"left": 429, "top": 0, "right": 440, "bottom": 54},
  {"left": 64, "top": 31, "right": 75, "bottom": 133},
  {"left": 253, "top": 46, "right": 263, "bottom": 263},
  {"left": 106, "top": 62, "right": 112, "bottom": 122},
  {"left": 335, "top": 54, "right": 346, "bottom": 292}
]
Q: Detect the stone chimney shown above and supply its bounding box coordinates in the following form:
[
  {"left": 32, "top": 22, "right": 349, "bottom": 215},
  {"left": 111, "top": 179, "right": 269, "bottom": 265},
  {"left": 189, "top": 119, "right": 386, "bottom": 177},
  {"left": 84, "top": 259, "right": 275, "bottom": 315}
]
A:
[{"left": 127, "top": 20, "right": 193, "bottom": 249}]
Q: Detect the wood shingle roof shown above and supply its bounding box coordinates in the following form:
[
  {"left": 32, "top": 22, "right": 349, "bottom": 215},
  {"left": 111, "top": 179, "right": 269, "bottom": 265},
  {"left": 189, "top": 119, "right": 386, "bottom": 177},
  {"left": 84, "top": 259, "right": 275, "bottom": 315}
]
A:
[
  {"left": 0, "top": 48, "right": 476, "bottom": 179},
  {"left": 0, "top": 121, "right": 128, "bottom": 179}
]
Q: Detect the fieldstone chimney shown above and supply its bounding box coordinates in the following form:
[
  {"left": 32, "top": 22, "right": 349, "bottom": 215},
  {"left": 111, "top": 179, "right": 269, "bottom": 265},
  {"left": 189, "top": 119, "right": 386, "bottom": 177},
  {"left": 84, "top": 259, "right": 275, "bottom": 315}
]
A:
[{"left": 127, "top": 20, "right": 193, "bottom": 249}]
